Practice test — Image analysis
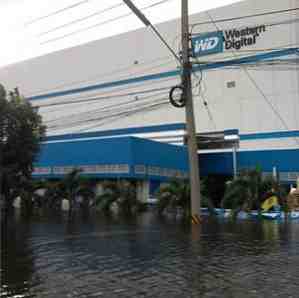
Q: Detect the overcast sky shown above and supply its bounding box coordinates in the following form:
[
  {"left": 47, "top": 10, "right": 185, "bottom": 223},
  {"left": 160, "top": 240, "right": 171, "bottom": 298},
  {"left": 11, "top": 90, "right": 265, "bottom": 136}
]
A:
[{"left": 0, "top": 0, "right": 241, "bottom": 68}]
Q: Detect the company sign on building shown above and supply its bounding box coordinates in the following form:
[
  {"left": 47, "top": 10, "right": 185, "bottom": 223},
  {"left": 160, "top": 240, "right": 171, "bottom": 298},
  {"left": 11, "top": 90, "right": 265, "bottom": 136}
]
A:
[
  {"left": 192, "top": 31, "right": 224, "bottom": 57},
  {"left": 192, "top": 24, "right": 267, "bottom": 57}
]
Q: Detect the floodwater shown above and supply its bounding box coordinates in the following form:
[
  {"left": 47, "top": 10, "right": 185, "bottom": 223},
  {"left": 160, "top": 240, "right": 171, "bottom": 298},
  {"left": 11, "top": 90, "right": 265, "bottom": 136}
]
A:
[{"left": 1, "top": 211, "right": 299, "bottom": 298}]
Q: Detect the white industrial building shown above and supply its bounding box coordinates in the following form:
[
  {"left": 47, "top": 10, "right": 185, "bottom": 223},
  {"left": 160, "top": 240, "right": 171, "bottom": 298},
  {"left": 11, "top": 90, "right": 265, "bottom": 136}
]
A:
[{"left": 0, "top": 0, "right": 298, "bottom": 182}]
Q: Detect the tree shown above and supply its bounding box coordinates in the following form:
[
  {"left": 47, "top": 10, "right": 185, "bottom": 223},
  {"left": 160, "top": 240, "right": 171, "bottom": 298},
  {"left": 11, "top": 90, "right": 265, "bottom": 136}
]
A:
[
  {"left": 57, "top": 169, "right": 94, "bottom": 219},
  {"left": 95, "top": 180, "right": 142, "bottom": 215},
  {"left": 221, "top": 168, "right": 284, "bottom": 217},
  {"left": 156, "top": 179, "right": 191, "bottom": 217},
  {"left": 156, "top": 179, "right": 213, "bottom": 218},
  {"left": 43, "top": 181, "right": 65, "bottom": 211},
  {"left": 0, "top": 84, "right": 46, "bottom": 211}
]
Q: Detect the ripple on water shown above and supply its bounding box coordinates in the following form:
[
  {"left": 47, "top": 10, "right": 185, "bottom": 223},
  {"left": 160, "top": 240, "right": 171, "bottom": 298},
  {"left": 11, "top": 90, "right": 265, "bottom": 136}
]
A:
[{"left": 1, "top": 215, "right": 299, "bottom": 297}]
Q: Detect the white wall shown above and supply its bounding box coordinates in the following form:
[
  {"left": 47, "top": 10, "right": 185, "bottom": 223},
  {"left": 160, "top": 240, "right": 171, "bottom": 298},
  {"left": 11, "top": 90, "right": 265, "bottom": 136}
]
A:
[{"left": 0, "top": 0, "right": 298, "bottom": 150}]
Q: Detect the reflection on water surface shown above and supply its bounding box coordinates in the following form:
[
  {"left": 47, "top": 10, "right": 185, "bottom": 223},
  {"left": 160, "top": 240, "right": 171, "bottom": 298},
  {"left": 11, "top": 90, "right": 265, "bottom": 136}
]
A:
[{"left": 1, "top": 212, "right": 299, "bottom": 297}]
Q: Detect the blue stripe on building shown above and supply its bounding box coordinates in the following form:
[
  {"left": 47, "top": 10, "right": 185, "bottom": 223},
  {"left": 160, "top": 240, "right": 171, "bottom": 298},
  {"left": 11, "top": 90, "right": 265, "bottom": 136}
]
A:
[
  {"left": 44, "top": 123, "right": 186, "bottom": 143},
  {"left": 44, "top": 122, "right": 299, "bottom": 143},
  {"left": 28, "top": 48, "right": 299, "bottom": 101},
  {"left": 240, "top": 130, "right": 299, "bottom": 140}
]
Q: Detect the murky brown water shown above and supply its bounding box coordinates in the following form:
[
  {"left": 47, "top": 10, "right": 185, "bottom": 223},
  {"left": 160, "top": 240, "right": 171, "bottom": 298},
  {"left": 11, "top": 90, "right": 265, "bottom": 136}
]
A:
[{"left": 1, "top": 211, "right": 299, "bottom": 297}]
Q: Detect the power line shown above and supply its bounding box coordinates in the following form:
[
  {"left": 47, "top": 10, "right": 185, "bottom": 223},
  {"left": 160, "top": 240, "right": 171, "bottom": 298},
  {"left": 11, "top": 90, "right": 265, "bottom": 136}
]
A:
[
  {"left": 42, "top": 89, "right": 170, "bottom": 125},
  {"left": 25, "top": 0, "right": 92, "bottom": 26},
  {"left": 35, "top": 75, "right": 178, "bottom": 109},
  {"left": 44, "top": 56, "right": 298, "bottom": 132},
  {"left": 27, "top": 55, "right": 175, "bottom": 97},
  {"left": 45, "top": 75, "right": 222, "bottom": 131},
  {"left": 41, "top": 72, "right": 181, "bottom": 130},
  {"left": 40, "top": 80, "right": 177, "bottom": 126},
  {"left": 39, "top": 3, "right": 125, "bottom": 36},
  {"left": 191, "top": 17, "right": 299, "bottom": 36},
  {"left": 40, "top": 0, "right": 173, "bottom": 45},
  {"left": 75, "top": 99, "right": 170, "bottom": 133},
  {"left": 123, "top": 0, "right": 180, "bottom": 63},
  {"left": 40, "top": 12, "right": 132, "bottom": 45},
  {"left": 31, "top": 44, "right": 297, "bottom": 102},
  {"left": 77, "top": 99, "right": 169, "bottom": 132},
  {"left": 38, "top": 85, "right": 172, "bottom": 109},
  {"left": 192, "top": 72, "right": 217, "bottom": 130},
  {"left": 243, "top": 69, "right": 296, "bottom": 135},
  {"left": 47, "top": 96, "right": 169, "bottom": 131},
  {"left": 215, "top": 43, "right": 299, "bottom": 53},
  {"left": 190, "top": 7, "right": 299, "bottom": 28},
  {"left": 190, "top": 16, "right": 299, "bottom": 59},
  {"left": 197, "top": 55, "right": 299, "bottom": 69},
  {"left": 42, "top": 71, "right": 190, "bottom": 128},
  {"left": 46, "top": 91, "right": 169, "bottom": 126},
  {"left": 205, "top": 11, "right": 299, "bottom": 146},
  {"left": 47, "top": 97, "right": 168, "bottom": 130},
  {"left": 28, "top": 44, "right": 297, "bottom": 104}
]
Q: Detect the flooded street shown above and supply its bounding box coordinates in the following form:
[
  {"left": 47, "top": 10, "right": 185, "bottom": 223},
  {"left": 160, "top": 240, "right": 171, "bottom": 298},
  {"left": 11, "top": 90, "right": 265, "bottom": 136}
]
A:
[{"left": 1, "top": 212, "right": 299, "bottom": 297}]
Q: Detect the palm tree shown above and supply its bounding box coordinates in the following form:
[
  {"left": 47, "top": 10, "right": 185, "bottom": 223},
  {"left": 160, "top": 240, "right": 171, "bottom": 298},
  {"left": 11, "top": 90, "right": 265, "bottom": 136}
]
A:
[
  {"left": 58, "top": 168, "right": 94, "bottom": 218},
  {"left": 43, "top": 181, "right": 65, "bottom": 211},
  {"left": 156, "top": 179, "right": 213, "bottom": 218},
  {"left": 221, "top": 168, "right": 283, "bottom": 217},
  {"left": 156, "top": 179, "right": 190, "bottom": 217},
  {"left": 16, "top": 176, "right": 48, "bottom": 216},
  {"left": 95, "top": 180, "right": 142, "bottom": 215}
]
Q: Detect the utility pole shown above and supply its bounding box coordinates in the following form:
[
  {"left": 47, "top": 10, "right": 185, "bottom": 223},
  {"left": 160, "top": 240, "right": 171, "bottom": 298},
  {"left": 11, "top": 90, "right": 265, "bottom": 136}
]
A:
[
  {"left": 181, "top": 0, "right": 201, "bottom": 221},
  {"left": 123, "top": 0, "right": 202, "bottom": 222}
]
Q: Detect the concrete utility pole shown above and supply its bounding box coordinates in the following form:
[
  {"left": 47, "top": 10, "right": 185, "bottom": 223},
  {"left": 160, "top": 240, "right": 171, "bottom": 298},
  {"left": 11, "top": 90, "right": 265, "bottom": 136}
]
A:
[
  {"left": 181, "top": 0, "right": 201, "bottom": 220},
  {"left": 123, "top": 0, "right": 202, "bottom": 222}
]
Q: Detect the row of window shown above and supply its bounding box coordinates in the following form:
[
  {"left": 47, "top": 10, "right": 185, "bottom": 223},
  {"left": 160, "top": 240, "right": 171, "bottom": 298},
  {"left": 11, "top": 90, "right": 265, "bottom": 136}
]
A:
[
  {"left": 134, "top": 165, "right": 188, "bottom": 179},
  {"left": 263, "top": 172, "right": 299, "bottom": 182},
  {"left": 32, "top": 164, "right": 188, "bottom": 179},
  {"left": 32, "top": 164, "right": 130, "bottom": 175}
]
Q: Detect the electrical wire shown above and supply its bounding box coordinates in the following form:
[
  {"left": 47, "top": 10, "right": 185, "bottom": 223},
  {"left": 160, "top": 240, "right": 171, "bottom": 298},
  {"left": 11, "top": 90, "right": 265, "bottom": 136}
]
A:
[
  {"left": 46, "top": 61, "right": 298, "bottom": 134},
  {"left": 34, "top": 4, "right": 298, "bottom": 134},
  {"left": 192, "top": 66, "right": 217, "bottom": 130},
  {"left": 39, "top": 3, "right": 125, "bottom": 36},
  {"left": 40, "top": 0, "right": 173, "bottom": 45},
  {"left": 40, "top": 50, "right": 298, "bottom": 131},
  {"left": 27, "top": 55, "right": 175, "bottom": 98},
  {"left": 190, "top": 7, "right": 299, "bottom": 29},
  {"left": 75, "top": 99, "right": 170, "bottom": 133},
  {"left": 38, "top": 85, "right": 172, "bottom": 109},
  {"left": 35, "top": 75, "right": 179, "bottom": 109},
  {"left": 32, "top": 48, "right": 298, "bottom": 133},
  {"left": 29, "top": 43, "right": 298, "bottom": 103},
  {"left": 47, "top": 72, "right": 211, "bottom": 133},
  {"left": 47, "top": 95, "right": 169, "bottom": 131},
  {"left": 77, "top": 99, "right": 169, "bottom": 132},
  {"left": 191, "top": 18, "right": 299, "bottom": 37},
  {"left": 191, "top": 19, "right": 217, "bottom": 132},
  {"left": 39, "top": 74, "right": 180, "bottom": 131},
  {"left": 43, "top": 89, "right": 170, "bottom": 125},
  {"left": 196, "top": 43, "right": 299, "bottom": 57},
  {"left": 25, "top": 0, "right": 92, "bottom": 26},
  {"left": 204, "top": 10, "right": 299, "bottom": 146},
  {"left": 39, "top": 12, "right": 126, "bottom": 45},
  {"left": 46, "top": 89, "right": 169, "bottom": 124},
  {"left": 40, "top": 79, "right": 177, "bottom": 124}
]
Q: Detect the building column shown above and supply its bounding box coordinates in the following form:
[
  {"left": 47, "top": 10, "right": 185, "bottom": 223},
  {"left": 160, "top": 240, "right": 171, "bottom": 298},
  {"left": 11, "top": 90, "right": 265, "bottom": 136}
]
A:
[
  {"left": 95, "top": 181, "right": 104, "bottom": 196},
  {"left": 136, "top": 180, "right": 149, "bottom": 203}
]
